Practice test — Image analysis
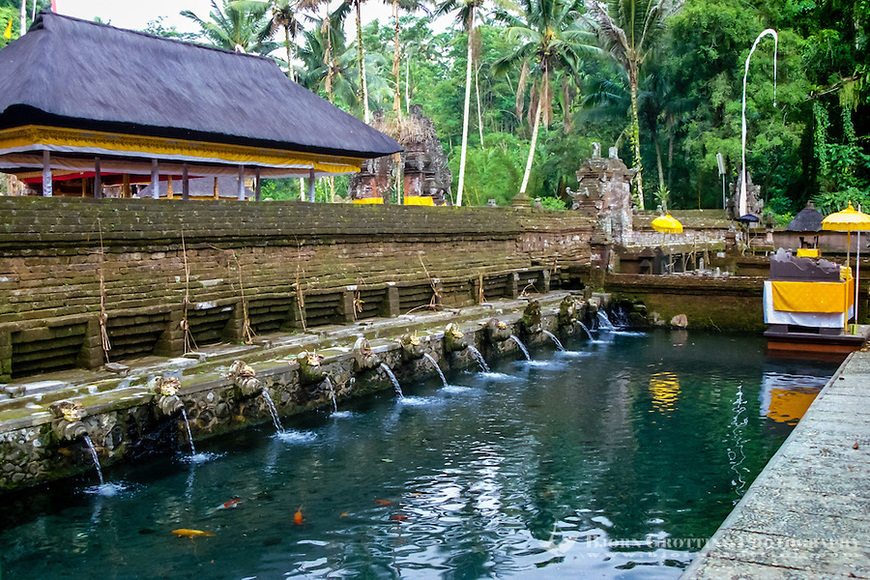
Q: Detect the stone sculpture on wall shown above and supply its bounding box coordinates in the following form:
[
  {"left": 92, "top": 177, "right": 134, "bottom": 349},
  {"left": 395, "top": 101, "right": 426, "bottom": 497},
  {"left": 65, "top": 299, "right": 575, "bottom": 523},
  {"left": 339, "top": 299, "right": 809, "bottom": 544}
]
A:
[
  {"left": 726, "top": 170, "right": 763, "bottom": 219},
  {"left": 567, "top": 143, "right": 635, "bottom": 246},
  {"left": 348, "top": 106, "right": 453, "bottom": 205}
]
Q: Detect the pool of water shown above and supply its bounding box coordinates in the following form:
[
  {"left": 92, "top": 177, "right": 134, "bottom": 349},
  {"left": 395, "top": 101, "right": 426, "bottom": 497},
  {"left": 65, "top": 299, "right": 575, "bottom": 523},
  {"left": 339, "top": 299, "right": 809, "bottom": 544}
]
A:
[{"left": 0, "top": 330, "right": 838, "bottom": 579}]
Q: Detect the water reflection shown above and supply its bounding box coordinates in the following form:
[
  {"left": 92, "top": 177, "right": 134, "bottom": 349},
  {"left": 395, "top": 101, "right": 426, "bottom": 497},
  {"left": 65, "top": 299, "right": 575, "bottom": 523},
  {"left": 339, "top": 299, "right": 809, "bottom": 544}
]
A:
[{"left": 0, "top": 332, "right": 838, "bottom": 579}]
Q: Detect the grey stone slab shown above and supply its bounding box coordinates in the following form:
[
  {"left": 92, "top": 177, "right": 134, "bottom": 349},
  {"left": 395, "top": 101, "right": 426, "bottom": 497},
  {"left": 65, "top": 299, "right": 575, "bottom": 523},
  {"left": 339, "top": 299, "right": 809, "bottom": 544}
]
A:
[
  {"left": 726, "top": 508, "right": 870, "bottom": 547},
  {"left": 685, "top": 556, "right": 864, "bottom": 580},
  {"left": 747, "top": 483, "right": 870, "bottom": 521},
  {"left": 701, "top": 529, "right": 870, "bottom": 578}
]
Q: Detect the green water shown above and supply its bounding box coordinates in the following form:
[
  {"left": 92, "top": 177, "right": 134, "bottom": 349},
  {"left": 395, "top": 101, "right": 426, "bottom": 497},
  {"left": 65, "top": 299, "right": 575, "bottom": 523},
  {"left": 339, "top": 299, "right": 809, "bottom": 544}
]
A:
[{"left": 0, "top": 330, "right": 837, "bottom": 579}]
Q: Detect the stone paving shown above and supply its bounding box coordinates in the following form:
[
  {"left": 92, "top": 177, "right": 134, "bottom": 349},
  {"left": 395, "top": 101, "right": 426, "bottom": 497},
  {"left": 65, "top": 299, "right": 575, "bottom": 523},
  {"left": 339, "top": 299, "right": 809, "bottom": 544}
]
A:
[{"left": 682, "top": 347, "right": 870, "bottom": 579}]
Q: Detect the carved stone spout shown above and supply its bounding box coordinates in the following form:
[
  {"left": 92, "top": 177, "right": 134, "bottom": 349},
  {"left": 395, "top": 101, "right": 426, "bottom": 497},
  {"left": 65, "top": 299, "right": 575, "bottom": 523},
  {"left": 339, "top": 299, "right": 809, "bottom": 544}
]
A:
[
  {"left": 443, "top": 323, "right": 467, "bottom": 352},
  {"left": 49, "top": 400, "right": 88, "bottom": 441},
  {"left": 151, "top": 376, "right": 184, "bottom": 417},
  {"left": 397, "top": 332, "right": 424, "bottom": 362},
  {"left": 485, "top": 318, "right": 512, "bottom": 343},
  {"left": 225, "top": 360, "right": 261, "bottom": 397},
  {"left": 297, "top": 352, "right": 326, "bottom": 385},
  {"left": 352, "top": 336, "right": 380, "bottom": 372},
  {"left": 521, "top": 300, "right": 542, "bottom": 335},
  {"left": 558, "top": 295, "right": 586, "bottom": 329}
]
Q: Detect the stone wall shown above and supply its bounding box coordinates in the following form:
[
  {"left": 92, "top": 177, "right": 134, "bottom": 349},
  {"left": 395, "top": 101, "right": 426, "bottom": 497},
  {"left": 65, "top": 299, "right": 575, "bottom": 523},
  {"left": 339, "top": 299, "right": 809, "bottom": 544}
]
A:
[{"left": 0, "top": 198, "right": 595, "bottom": 381}]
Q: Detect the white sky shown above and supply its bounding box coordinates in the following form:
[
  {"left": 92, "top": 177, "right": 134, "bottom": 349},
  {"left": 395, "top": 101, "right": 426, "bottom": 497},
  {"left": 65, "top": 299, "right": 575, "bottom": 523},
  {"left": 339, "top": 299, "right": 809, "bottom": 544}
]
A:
[{"left": 56, "top": 0, "right": 400, "bottom": 36}]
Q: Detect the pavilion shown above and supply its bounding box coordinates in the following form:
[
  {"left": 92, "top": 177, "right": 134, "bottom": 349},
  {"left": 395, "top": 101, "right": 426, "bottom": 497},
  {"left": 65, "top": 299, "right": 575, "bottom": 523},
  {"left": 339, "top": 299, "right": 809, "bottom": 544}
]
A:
[{"left": 0, "top": 11, "right": 402, "bottom": 200}]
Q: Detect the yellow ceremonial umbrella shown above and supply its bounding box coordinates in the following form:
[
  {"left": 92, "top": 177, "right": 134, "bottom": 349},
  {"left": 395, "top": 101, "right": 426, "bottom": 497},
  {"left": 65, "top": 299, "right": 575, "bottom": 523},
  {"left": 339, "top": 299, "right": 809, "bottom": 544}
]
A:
[
  {"left": 651, "top": 213, "right": 684, "bottom": 234},
  {"left": 821, "top": 201, "right": 870, "bottom": 330},
  {"left": 651, "top": 213, "right": 683, "bottom": 274}
]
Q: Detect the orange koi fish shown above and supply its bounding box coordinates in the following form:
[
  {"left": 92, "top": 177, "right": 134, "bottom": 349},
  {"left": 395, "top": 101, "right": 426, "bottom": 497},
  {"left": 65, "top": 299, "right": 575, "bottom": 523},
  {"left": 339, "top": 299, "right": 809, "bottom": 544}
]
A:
[
  {"left": 389, "top": 515, "right": 408, "bottom": 521},
  {"left": 374, "top": 499, "right": 393, "bottom": 506},
  {"left": 294, "top": 506, "right": 304, "bottom": 525},
  {"left": 172, "top": 529, "right": 215, "bottom": 538}
]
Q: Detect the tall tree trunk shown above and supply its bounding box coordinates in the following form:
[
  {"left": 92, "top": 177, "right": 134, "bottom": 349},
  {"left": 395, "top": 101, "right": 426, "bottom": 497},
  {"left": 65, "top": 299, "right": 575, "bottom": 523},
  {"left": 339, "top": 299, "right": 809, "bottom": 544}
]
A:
[
  {"left": 651, "top": 125, "right": 664, "bottom": 191},
  {"left": 629, "top": 73, "right": 644, "bottom": 209},
  {"left": 405, "top": 57, "right": 410, "bottom": 114},
  {"left": 292, "top": 25, "right": 296, "bottom": 81},
  {"left": 455, "top": 7, "right": 474, "bottom": 207},
  {"left": 519, "top": 70, "right": 546, "bottom": 197},
  {"left": 667, "top": 128, "right": 674, "bottom": 191},
  {"left": 20, "top": 0, "right": 26, "bottom": 38},
  {"left": 392, "top": 0, "right": 402, "bottom": 116},
  {"left": 355, "top": 2, "right": 370, "bottom": 123},
  {"left": 476, "top": 65, "right": 484, "bottom": 149}
]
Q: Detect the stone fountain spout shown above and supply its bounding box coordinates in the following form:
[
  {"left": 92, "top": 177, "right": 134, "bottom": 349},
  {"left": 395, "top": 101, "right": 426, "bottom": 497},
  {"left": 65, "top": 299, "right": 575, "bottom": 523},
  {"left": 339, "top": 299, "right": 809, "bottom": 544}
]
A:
[
  {"left": 397, "top": 332, "right": 425, "bottom": 362},
  {"left": 485, "top": 318, "right": 513, "bottom": 343},
  {"left": 352, "top": 336, "right": 380, "bottom": 372},
  {"left": 225, "top": 360, "right": 261, "bottom": 397},
  {"left": 49, "top": 400, "right": 88, "bottom": 441},
  {"left": 521, "top": 300, "right": 542, "bottom": 335},
  {"left": 558, "top": 295, "right": 586, "bottom": 329},
  {"left": 297, "top": 351, "right": 326, "bottom": 385},
  {"left": 444, "top": 323, "right": 467, "bottom": 352},
  {"left": 151, "top": 376, "right": 185, "bottom": 417}
]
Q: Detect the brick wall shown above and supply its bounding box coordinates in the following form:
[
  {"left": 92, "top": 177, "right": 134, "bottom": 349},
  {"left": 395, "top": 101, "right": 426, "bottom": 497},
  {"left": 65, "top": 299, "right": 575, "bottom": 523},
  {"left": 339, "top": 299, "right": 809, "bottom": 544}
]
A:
[{"left": 0, "top": 198, "right": 594, "bottom": 380}]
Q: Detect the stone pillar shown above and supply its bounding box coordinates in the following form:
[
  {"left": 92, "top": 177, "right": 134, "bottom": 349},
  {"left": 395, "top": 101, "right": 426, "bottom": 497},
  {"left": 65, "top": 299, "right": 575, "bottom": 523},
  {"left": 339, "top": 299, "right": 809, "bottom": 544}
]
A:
[
  {"left": 589, "top": 238, "right": 611, "bottom": 288},
  {"left": 42, "top": 150, "right": 52, "bottom": 197},
  {"left": 538, "top": 269, "right": 551, "bottom": 293},
  {"left": 339, "top": 287, "right": 357, "bottom": 323},
  {"left": 379, "top": 283, "right": 400, "bottom": 318},
  {"left": 77, "top": 316, "right": 105, "bottom": 370},
  {"left": 508, "top": 272, "right": 519, "bottom": 299},
  {"left": 223, "top": 301, "right": 245, "bottom": 342},
  {"left": 0, "top": 329, "right": 11, "bottom": 382},
  {"left": 432, "top": 278, "right": 444, "bottom": 309},
  {"left": 150, "top": 160, "right": 160, "bottom": 199},
  {"left": 93, "top": 157, "right": 102, "bottom": 199},
  {"left": 288, "top": 294, "right": 307, "bottom": 330},
  {"left": 154, "top": 307, "right": 185, "bottom": 357}
]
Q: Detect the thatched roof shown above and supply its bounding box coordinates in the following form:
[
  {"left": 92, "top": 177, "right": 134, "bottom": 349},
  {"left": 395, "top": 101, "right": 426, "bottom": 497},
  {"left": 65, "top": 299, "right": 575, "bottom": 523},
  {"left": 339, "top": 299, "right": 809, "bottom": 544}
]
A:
[
  {"left": 0, "top": 11, "right": 401, "bottom": 161},
  {"left": 786, "top": 202, "right": 824, "bottom": 232}
]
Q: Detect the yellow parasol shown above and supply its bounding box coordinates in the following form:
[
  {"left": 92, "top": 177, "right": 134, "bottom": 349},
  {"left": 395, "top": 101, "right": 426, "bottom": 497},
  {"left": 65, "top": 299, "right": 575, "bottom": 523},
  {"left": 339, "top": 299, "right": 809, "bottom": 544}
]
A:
[
  {"left": 651, "top": 213, "right": 684, "bottom": 234},
  {"left": 821, "top": 201, "right": 870, "bottom": 331},
  {"left": 651, "top": 213, "right": 683, "bottom": 274}
]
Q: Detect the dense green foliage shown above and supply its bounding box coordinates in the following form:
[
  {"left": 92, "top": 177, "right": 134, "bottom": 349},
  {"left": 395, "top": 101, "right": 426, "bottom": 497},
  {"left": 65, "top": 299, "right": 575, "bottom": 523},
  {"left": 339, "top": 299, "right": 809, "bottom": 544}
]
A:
[{"left": 14, "top": 0, "right": 865, "bottom": 214}]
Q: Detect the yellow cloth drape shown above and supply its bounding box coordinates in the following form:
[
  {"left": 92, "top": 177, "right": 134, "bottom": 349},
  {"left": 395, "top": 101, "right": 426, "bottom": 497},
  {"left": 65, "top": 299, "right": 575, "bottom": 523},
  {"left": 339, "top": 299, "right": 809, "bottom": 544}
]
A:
[
  {"left": 353, "top": 197, "right": 383, "bottom": 204},
  {"left": 403, "top": 196, "right": 434, "bottom": 206},
  {"left": 796, "top": 248, "right": 820, "bottom": 258},
  {"left": 770, "top": 279, "right": 854, "bottom": 313}
]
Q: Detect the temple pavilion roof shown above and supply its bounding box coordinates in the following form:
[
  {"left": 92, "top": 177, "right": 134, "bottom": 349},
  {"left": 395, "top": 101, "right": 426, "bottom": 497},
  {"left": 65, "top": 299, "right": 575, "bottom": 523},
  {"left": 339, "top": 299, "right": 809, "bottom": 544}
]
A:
[{"left": 0, "top": 11, "right": 401, "bottom": 184}]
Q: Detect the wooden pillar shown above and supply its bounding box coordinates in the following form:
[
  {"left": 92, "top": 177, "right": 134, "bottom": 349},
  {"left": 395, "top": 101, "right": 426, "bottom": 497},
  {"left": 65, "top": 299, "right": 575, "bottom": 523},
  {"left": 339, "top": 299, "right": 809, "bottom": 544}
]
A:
[
  {"left": 237, "top": 166, "right": 245, "bottom": 201},
  {"left": 213, "top": 176, "right": 219, "bottom": 199},
  {"left": 150, "top": 159, "right": 159, "bottom": 199},
  {"left": 81, "top": 177, "right": 87, "bottom": 198},
  {"left": 308, "top": 167, "right": 316, "bottom": 203},
  {"left": 42, "top": 150, "right": 52, "bottom": 197},
  {"left": 182, "top": 164, "right": 189, "bottom": 201},
  {"left": 122, "top": 174, "right": 131, "bottom": 198},
  {"left": 93, "top": 157, "right": 102, "bottom": 199},
  {"left": 166, "top": 175, "right": 174, "bottom": 199},
  {"left": 254, "top": 168, "right": 261, "bottom": 202}
]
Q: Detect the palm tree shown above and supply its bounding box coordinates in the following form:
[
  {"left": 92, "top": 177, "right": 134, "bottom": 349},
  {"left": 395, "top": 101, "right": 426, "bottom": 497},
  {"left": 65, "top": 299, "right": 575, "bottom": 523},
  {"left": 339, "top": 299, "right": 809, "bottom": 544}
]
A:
[
  {"left": 231, "top": 1, "right": 302, "bottom": 78},
  {"left": 582, "top": 0, "right": 683, "bottom": 209},
  {"left": 389, "top": 1, "right": 429, "bottom": 117},
  {"left": 495, "top": 0, "right": 592, "bottom": 198},
  {"left": 298, "top": 6, "right": 359, "bottom": 108},
  {"left": 436, "top": 0, "right": 483, "bottom": 206},
  {"left": 182, "top": 0, "right": 276, "bottom": 55},
  {"left": 341, "top": 0, "right": 375, "bottom": 122}
]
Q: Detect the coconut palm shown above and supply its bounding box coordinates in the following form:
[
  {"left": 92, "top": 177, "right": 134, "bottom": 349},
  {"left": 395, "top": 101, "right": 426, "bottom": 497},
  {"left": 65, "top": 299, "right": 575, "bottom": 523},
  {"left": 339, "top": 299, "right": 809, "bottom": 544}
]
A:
[
  {"left": 230, "top": 1, "right": 302, "bottom": 78},
  {"left": 388, "top": 0, "right": 430, "bottom": 117},
  {"left": 298, "top": 6, "right": 359, "bottom": 107},
  {"left": 435, "top": 0, "right": 483, "bottom": 206},
  {"left": 182, "top": 0, "right": 276, "bottom": 55},
  {"left": 582, "top": 0, "right": 683, "bottom": 209},
  {"left": 495, "top": 0, "right": 593, "bottom": 198}
]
